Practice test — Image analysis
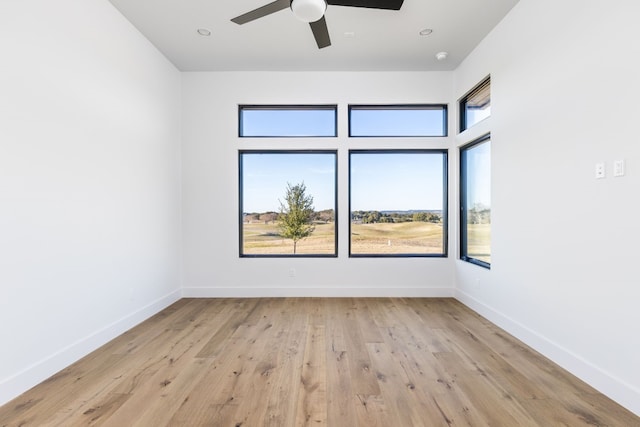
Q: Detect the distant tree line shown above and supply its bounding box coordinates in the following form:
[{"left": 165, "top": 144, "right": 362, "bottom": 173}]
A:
[
  {"left": 244, "top": 209, "right": 441, "bottom": 225},
  {"left": 351, "top": 210, "right": 442, "bottom": 224},
  {"left": 243, "top": 209, "right": 335, "bottom": 225}
]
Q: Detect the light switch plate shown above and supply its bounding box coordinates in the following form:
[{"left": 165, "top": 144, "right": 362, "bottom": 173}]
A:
[{"left": 613, "top": 160, "right": 625, "bottom": 177}]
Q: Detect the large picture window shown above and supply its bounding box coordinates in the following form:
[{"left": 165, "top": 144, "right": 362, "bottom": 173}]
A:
[
  {"left": 239, "top": 151, "right": 337, "bottom": 257},
  {"left": 349, "top": 105, "right": 448, "bottom": 137},
  {"left": 239, "top": 105, "right": 337, "bottom": 137},
  {"left": 460, "top": 135, "right": 491, "bottom": 267},
  {"left": 349, "top": 150, "right": 447, "bottom": 257}
]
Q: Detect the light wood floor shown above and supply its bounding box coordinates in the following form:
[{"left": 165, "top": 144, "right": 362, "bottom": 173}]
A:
[{"left": 1, "top": 298, "right": 638, "bottom": 426}]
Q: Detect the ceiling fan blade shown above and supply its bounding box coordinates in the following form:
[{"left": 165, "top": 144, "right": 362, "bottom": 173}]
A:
[
  {"left": 231, "top": 0, "right": 291, "bottom": 25},
  {"left": 309, "top": 16, "right": 331, "bottom": 49},
  {"left": 326, "top": 0, "right": 404, "bottom": 10}
]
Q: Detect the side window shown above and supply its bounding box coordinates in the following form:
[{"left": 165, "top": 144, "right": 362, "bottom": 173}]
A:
[
  {"left": 459, "top": 77, "right": 490, "bottom": 132},
  {"left": 460, "top": 135, "right": 491, "bottom": 267}
]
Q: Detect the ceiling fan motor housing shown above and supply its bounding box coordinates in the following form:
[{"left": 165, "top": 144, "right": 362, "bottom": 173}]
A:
[{"left": 290, "top": 0, "right": 327, "bottom": 23}]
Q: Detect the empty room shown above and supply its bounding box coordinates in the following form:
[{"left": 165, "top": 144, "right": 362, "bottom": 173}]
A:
[{"left": 1, "top": 0, "right": 639, "bottom": 425}]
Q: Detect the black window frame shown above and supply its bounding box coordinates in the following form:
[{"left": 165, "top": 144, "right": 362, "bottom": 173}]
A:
[
  {"left": 348, "top": 104, "right": 448, "bottom": 138},
  {"left": 460, "top": 133, "right": 491, "bottom": 269},
  {"left": 459, "top": 76, "right": 491, "bottom": 133},
  {"left": 348, "top": 149, "right": 448, "bottom": 258},
  {"left": 238, "top": 149, "right": 338, "bottom": 258},
  {"left": 238, "top": 104, "right": 338, "bottom": 138}
]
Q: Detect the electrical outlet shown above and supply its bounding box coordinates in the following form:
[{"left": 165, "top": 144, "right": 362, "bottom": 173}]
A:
[
  {"left": 595, "top": 162, "right": 605, "bottom": 179},
  {"left": 288, "top": 268, "right": 296, "bottom": 277}
]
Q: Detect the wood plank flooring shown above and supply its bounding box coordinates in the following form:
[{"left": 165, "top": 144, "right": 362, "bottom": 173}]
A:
[{"left": 1, "top": 298, "right": 638, "bottom": 426}]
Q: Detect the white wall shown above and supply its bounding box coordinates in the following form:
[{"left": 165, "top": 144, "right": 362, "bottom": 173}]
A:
[
  {"left": 0, "top": 0, "right": 182, "bottom": 405},
  {"left": 454, "top": 0, "right": 640, "bottom": 415},
  {"left": 181, "top": 72, "right": 455, "bottom": 297}
]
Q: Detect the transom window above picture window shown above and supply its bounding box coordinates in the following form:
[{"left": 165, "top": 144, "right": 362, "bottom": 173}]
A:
[
  {"left": 349, "top": 150, "right": 448, "bottom": 257},
  {"left": 349, "top": 104, "right": 448, "bottom": 137},
  {"left": 460, "top": 77, "right": 491, "bottom": 132},
  {"left": 239, "top": 105, "right": 337, "bottom": 137}
]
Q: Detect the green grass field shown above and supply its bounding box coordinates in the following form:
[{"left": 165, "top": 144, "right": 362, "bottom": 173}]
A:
[
  {"left": 466, "top": 223, "right": 491, "bottom": 263},
  {"left": 351, "top": 222, "right": 444, "bottom": 254},
  {"left": 242, "top": 221, "right": 446, "bottom": 255},
  {"left": 243, "top": 222, "right": 336, "bottom": 255}
]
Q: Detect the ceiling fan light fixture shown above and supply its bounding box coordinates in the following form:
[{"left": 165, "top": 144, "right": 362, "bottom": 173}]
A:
[{"left": 290, "top": 0, "right": 327, "bottom": 23}]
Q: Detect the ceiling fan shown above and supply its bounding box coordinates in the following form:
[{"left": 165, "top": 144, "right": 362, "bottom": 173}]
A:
[{"left": 231, "top": 0, "right": 405, "bottom": 49}]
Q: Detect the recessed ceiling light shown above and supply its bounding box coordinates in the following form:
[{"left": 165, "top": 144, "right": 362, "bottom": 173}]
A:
[
  {"left": 197, "top": 28, "right": 211, "bottom": 36},
  {"left": 419, "top": 28, "right": 433, "bottom": 36},
  {"left": 435, "top": 51, "right": 448, "bottom": 61}
]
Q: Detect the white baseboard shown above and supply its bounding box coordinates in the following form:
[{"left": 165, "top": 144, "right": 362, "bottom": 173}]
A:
[
  {"left": 183, "top": 286, "right": 455, "bottom": 298},
  {"left": 0, "top": 289, "right": 182, "bottom": 407},
  {"left": 455, "top": 289, "right": 640, "bottom": 417}
]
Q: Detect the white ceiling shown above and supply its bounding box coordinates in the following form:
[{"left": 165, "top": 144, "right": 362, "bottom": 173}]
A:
[{"left": 107, "top": 0, "right": 520, "bottom": 72}]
